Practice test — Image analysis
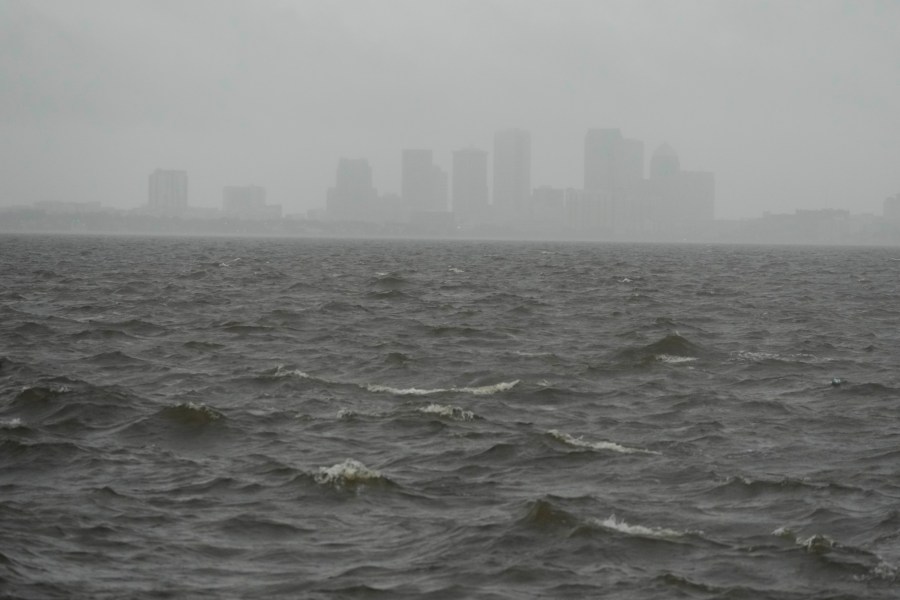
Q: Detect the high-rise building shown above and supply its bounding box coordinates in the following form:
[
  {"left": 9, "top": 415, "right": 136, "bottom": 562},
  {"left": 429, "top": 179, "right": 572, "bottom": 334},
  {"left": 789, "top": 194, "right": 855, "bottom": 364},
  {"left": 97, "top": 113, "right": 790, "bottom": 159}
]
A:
[
  {"left": 452, "top": 148, "right": 488, "bottom": 224},
  {"left": 148, "top": 169, "right": 188, "bottom": 213},
  {"left": 223, "top": 185, "right": 281, "bottom": 220},
  {"left": 650, "top": 143, "right": 680, "bottom": 180},
  {"left": 583, "top": 128, "right": 624, "bottom": 194},
  {"left": 223, "top": 185, "right": 266, "bottom": 212},
  {"left": 885, "top": 193, "right": 900, "bottom": 220},
  {"left": 492, "top": 129, "right": 531, "bottom": 219},
  {"left": 326, "top": 158, "right": 378, "bottom": 221},
  {"left": 649, "top": 143, "right": 714, "bottom": 225}
]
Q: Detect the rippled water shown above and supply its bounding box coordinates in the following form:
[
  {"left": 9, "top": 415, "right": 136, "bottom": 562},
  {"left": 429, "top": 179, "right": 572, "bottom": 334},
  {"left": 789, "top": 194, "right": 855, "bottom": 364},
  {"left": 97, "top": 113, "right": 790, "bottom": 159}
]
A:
[{"left": 3, "top": 234, "right": 900, "bottom": 598}]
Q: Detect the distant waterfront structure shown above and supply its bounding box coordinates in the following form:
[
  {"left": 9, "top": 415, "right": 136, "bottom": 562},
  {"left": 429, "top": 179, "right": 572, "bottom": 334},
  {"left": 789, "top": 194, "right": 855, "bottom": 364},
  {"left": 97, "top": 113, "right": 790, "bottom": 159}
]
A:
[
  {"left": 492, "top": 129, "right": 531, "bottom": 220},
  {"left": 649, "top": 143, "right": 680, "bottom": 179},
  {"left": 884, "top": 193, "right": 900, "bottom": 220},
  {"left": 583, "top": 129, "right": 647, "bottom": 234},
  {"left": 583, "top": 128, "right": 625, "bottom": 195},
  {"left": 148, "top": 169, "right": 187, "bottom": 214},
  {"left": 326, "top": 158, "right": 378, "bottom": 221},
  {"left": 452, "top": 148, "right": 489, "bottom": 225},
  {"left": 649, "top": 143, "right": 714, "bottom": 225},
  {"left": 222, "top": 185, "right": 282, "bottom": 220}
]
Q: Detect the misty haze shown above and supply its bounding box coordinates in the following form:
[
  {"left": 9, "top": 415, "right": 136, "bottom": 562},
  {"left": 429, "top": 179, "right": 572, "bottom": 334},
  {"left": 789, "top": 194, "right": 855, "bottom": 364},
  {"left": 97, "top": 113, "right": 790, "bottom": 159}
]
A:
[{"left": 3, "top": 1, "right": 900, "bottom": 598}]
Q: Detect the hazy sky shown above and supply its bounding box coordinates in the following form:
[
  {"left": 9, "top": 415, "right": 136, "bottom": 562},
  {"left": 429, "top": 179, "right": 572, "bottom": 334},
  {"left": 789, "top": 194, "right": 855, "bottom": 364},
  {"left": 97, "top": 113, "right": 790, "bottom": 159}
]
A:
[{"left": 2, "top": 0, "right": 898, "bottom": 219}]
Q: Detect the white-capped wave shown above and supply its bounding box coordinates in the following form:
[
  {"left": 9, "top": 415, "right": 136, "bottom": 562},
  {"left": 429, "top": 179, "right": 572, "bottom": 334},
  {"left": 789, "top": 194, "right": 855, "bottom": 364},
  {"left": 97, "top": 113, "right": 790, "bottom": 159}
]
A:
[
  {"left": 314, "top": 459, "right": 384, "bottom": 487},
  {"left": 596, "top": 514, "right": 686, "bottom": 539},
  {"left": 655, "top": 354, "right": 697, "bottom": 364},
  {"left": 773, "top": 527, "right": 837, "bottom": 553},
  {"left": 366, "top": 380, "right": 518, "bottom": 397},
  {"left": 548, "top": 429, "right": 659, "bottom": 455},
  {"left": 860, "top": 561, "right": 900, "bottom": 582},
  {"left": 272, "top": 365, "right": 312, "bottom": 379},
  {"left": 0, "top": 418, "right": 23, "bottom": 429},
  {"left": 337, "top": 408, "right": 357, "bottom": 419},
  {"left": 732, "top": 351, "right": 825, "bottom": 363},
  {"left": 418, "top": 403, "right": 475, "bottom": 421}
]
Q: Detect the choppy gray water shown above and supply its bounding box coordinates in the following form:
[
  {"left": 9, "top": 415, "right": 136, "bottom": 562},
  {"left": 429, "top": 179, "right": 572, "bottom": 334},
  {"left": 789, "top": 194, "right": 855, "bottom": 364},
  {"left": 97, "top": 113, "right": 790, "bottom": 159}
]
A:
[{"left": 3, "top": 235, "right": 900, "bottom": 599}]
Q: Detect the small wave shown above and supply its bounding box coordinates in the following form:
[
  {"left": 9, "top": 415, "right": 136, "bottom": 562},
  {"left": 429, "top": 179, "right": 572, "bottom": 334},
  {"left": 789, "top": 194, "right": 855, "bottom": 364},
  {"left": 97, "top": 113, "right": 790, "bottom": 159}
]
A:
[
  {"left": 366, "top": 380, "right": 518, "bottom": 397},
  {"left": 618, "top": 333, "right": 703, "bottom": 365},
  {"left": 369, "top": 273, "right": 408, "bottom": 290},
  {"left": 314, "top": 459, "right": 387, "bottom": 488},
  {"left": 336, "top": 408, "right": 357, "bottom": 419},
  {"left": 655, "top": 354, "right": 698, "bottom": 364},
  {"left": 418, "top": 403, "right": 475, "bottom": 421},
  {"left": 159, "top": 402, "right": 223, "bottom": 425},
  {"left": 548, "top": 429, "right": 658, "bottom": 455},
  {"left": 731, "top": 350, "right": 824, "bottom": 364},
  {"left": 596, "top": 514, "right": 686, "bottom": 539},
  {"left": 0, "top": 418, "right": 23, "bottom": 429},
  {"left": 773, "top": 527, "right": 835, "bottom": 554},
  {"left": 448, "top": 267, "right": 464, "bottom": 273},
  {"left": 272, "top": 366, "right": 312, "bottom": 380},
  {"left": 860, "top": 561, "right": 900, "bottom": 582}
]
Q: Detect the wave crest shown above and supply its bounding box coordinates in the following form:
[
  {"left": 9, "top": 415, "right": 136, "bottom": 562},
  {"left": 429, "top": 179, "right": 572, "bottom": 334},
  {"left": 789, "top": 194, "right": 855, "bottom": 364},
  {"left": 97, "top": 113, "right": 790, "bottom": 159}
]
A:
[
  {"left": 597, "top": 514, "right": 686, "bottom": 539},
  {"left": 548, "top": 429, "right": 658, "bottom": 455},
  {"left": 159, "top": 402, "right": 223, "bottom": 425},
  {"left": 367, "top": 380, "right": 518, "bottom": 397},
  {"left": 314, "top": 459, "right": 387, "bottom": 488},
  {"left": 418, "top": 403, "right": 475, "bottom": 421}
]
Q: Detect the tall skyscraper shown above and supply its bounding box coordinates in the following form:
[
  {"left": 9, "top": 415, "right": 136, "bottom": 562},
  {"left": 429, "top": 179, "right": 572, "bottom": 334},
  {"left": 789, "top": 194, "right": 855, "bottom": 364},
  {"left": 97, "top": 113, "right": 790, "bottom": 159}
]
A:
[
  {"left": 650, "top": 143, "right": 680, "bottom": 180},
  {"left": 649, "top": 144, "right": 714, "bottom": 225},
  {"left": 326, "top": 158, "right": 378, "bottom": 221},
  {"left": 492, "top": 129, "right": 531, "bottom": 219},
  {"left": 148, "top": 169, "right": 188, "bottom": 213},
  {"left": 583, "top": 128, "right": 624, "bottom": 194},
  {"left": 452, "top": 147, "right": 488, "bottom": 224}
]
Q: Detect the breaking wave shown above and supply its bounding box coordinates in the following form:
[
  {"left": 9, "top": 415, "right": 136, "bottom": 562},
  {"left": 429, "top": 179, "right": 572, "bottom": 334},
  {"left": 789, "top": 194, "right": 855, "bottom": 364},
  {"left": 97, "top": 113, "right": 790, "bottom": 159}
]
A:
[
  {"left": 596, "top": 514, "right": 688, "bottom": 539},
  {"left": 418, "top": 403, "right": 475, "bottom": 421},
  {"left": 367, "top": 380, "right": 519, "bottom": 397},
  {"left": 548, "top": 429, "right": 658, "bottom": 455},
  {"left": 314, "top": 459, "right": 390, "bottom": 488}
]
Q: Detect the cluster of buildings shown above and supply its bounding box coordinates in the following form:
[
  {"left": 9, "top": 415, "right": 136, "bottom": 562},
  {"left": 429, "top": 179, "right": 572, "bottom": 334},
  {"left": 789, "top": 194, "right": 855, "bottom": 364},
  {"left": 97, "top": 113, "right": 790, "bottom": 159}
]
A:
[
  {"left": 324, "top": 128, "right": 715, "bottom": 238},
  {"left": 6, "top": 129, "right": 899, "bottom": 244},
  {"left": 145, "top": 169, "right": 282, "bottom": 220}
]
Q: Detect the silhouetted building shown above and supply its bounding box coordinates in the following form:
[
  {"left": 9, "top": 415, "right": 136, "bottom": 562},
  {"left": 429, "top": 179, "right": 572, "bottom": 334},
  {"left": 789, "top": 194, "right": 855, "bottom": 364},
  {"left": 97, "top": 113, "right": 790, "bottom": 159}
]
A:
[
  {"left": 326, "top": 158, "right": 378, "bottom": 221},
  {"left": 584, "top": 129, "right": 624, "bottom": 195},
  {"left": 148, "top": 169, "right": 187, "bottom": 214},
  {"left": 649, "top": 143, "right": 680, "bottom": 179},
  {"left": 223, "top": 185, "right": 281, "bottom": 220},
  {"left": 493, "top": 129, "right": 531, "bottom": 220},
  {"left": 584, "top": 129, "right": 649, "bottom": 235},
  {"left": 650, "top": 143, "right": 714, "bottom": 228},
  {"left": 452, "top": 148, "right": 489, "bottom": 225},
  {"left": 884, "top": 193, "right": 900, "bottom": 219}
]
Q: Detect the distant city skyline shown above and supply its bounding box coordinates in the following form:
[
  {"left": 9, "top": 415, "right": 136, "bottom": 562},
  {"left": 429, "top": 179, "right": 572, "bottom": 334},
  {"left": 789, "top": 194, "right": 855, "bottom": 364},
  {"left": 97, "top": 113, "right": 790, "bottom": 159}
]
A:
[{"left": 2, "top": 2, "right": 898, "bottom": 219}]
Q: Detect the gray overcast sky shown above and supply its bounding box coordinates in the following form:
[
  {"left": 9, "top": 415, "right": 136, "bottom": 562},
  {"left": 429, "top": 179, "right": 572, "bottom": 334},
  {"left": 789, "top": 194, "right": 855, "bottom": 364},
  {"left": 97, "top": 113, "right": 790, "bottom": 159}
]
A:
[{"left": 2, "top": 0, "right": 898, "bottom": 219}]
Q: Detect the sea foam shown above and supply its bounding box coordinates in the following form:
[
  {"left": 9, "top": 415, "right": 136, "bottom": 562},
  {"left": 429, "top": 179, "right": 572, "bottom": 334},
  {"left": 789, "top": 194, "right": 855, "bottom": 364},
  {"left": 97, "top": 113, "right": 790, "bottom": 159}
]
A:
[
  {"left": 597, "top": 514, "right": 686, "bottom": 539},
  {"left": 548, "top": 429, "right": 658, "bottom": 455},
  {"left": 366, "top": 380, "right": 519, "bottom": 397},
  {"left": 315, "top": 459, "right": 385, "bottom": 487},
  {"left": 418, "top": 403, "right": 475, "bottom": 421}
]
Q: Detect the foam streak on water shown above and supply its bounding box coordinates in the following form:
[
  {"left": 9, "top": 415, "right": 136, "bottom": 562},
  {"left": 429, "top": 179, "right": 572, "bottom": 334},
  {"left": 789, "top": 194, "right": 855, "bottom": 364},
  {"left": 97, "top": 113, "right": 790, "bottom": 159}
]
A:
[{"left": 2, "top": 236, "right": 900, "bottom": 598}]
